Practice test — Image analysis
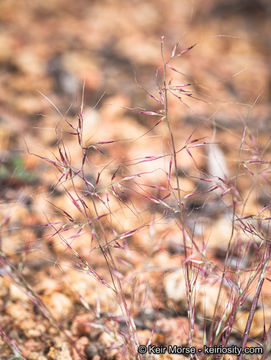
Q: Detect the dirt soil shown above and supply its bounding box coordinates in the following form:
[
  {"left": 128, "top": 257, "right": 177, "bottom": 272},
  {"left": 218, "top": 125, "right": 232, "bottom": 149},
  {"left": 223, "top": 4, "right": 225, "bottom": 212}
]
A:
[{"left": 0, "top": 1, "right": 271, "bottom": 359}]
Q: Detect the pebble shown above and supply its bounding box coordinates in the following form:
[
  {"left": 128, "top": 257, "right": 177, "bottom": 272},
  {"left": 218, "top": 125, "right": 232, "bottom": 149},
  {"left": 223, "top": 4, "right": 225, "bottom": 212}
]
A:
[{"left": 42, "top": 292, "right": 73, "bottom": 320}]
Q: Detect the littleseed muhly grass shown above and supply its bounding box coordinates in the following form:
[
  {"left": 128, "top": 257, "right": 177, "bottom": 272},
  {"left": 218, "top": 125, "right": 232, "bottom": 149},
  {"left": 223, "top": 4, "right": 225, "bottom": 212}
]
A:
[{"left": 1, "top": 37, "right": 270, "bottom": 360}]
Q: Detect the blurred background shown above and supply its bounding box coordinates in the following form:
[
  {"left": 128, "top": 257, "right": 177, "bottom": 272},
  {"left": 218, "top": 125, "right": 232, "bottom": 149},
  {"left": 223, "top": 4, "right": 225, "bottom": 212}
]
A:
[
  {"left": 1, "top": 0, "right": 271, "bottom": 131},
  {"left": 0, "top": 1, "right": 271, "bottom": 358},
  {"left": 0, "top": 0, "right": 271, "bottom": 259},
  {"left": 1, "top": 0, "right": 271, "bottom": 215},
  {"left": 1, "top": 0, "right": 271, "bottom": 267}
]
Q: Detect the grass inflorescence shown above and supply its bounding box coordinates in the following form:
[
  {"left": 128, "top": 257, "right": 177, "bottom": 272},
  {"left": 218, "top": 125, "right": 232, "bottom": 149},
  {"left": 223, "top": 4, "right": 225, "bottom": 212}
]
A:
[{"left": 1, "top": 37, "right": 271, "bottom": 360}]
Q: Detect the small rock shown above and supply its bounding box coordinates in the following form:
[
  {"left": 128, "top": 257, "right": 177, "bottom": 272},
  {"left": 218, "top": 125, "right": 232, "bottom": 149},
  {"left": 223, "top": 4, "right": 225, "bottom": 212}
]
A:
[
  {"left": 234, "top": 307, "right": 271, "bottom": 337},
  {"left": 155, "top": 317, "right": 191, "bottom": 346},
  {"left": 9, "top": 283, "right": 29, "bottom": 302},
  {"left": 85, "top": 342, "right": 104, "bottom": 360},
  {"left": 164, "top": 269, "right": 230, "bottom": 319},
  {"left": 5, "top": 303, "right": 30, "bottom": 322},
  {"left": 164, "top": 269, "right": 186, "bottom": 303},
  {"left": 47, "top": 342, "right": 72, "bottom": 360},
  {"left": 75, "top": 336, "right": 89, "bottom": 358},
  {"left": 42, "top": 292, "right": 73, "bottom": 320},
  {"left": 0, "top": 276, "right": 9, "bottom": 297}
]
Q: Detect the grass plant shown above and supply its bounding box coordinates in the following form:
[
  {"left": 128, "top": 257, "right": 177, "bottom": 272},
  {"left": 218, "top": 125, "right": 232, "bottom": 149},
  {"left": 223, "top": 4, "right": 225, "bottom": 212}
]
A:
[{"left": 1, "top": 37, "right": 270, "bottom": 360}]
